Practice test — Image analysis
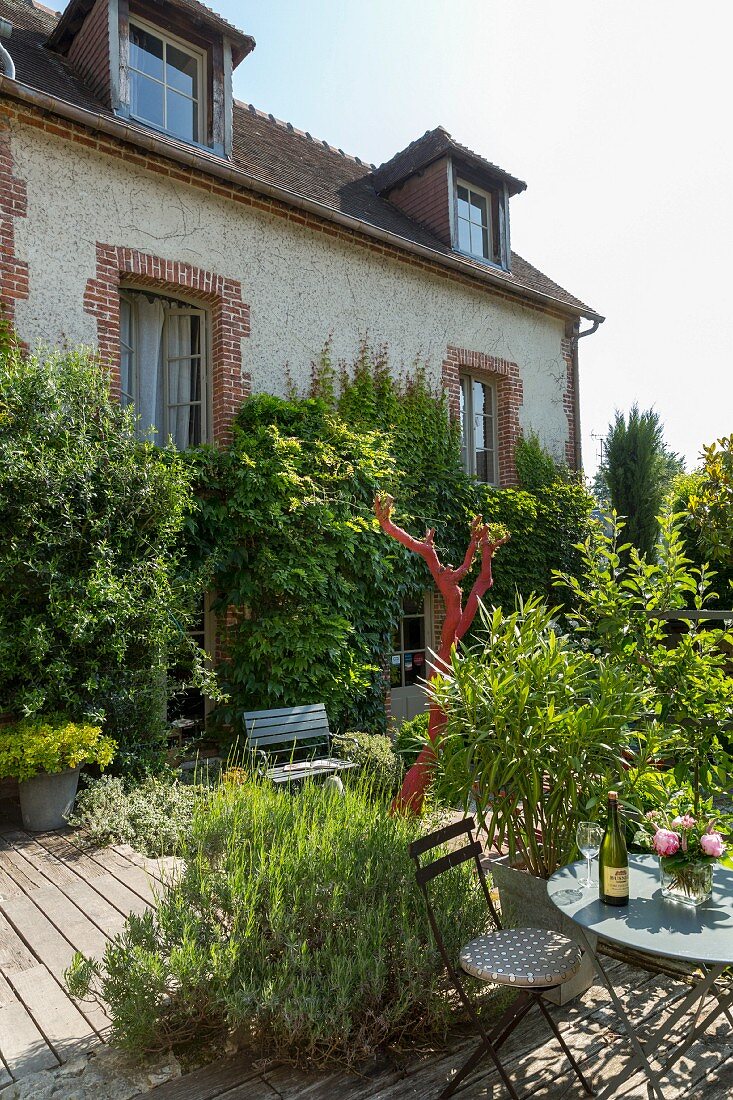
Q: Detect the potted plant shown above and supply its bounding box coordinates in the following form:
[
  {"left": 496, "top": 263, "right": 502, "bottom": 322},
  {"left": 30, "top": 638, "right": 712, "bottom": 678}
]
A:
[
  {"left": 431, "top": 597, "right": 658, "bottom": 1002},
  {"left": 0, "top": 716, "right": 116, "bottom": 831}
]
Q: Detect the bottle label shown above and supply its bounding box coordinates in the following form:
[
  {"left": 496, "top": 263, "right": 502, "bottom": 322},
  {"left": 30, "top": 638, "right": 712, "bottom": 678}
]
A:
[{"left": 603, "top": 866, "right": 629, "bottom": 898}]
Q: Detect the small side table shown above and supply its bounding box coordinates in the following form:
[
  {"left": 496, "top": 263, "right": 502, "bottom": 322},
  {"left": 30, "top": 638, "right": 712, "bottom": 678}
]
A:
[{"left": 548, "top": 854, "right": 733, "bottom": 1099}]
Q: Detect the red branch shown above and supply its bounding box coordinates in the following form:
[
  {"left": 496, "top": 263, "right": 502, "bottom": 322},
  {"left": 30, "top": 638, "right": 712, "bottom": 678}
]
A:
[{"left": 374, "top": 494, "right": 509, "bottom": 814}]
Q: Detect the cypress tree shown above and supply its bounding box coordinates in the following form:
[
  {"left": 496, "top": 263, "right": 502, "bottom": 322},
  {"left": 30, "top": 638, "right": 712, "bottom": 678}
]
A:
[{"left": 600, "top": 405, "right": 683, "bottom": 558}]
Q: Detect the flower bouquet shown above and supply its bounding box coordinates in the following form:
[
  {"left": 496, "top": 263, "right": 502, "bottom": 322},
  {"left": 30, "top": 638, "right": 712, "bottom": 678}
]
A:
[{"left": 637, "top": 808, "right": 726, "bottom": 906}]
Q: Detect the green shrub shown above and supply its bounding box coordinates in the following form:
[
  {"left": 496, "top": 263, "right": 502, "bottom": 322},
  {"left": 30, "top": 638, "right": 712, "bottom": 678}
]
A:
[
  {"left": 67, "top": 774, "right": 200, "bottom": 856},
  {"left": 432, "top": 596, "right": 659, "bottom": 877},
  {"left": 186, "top": 343, "right": 593, "bottom": 733},
  {"left": 515, "top": 430, "right": 565, "bottom": 490},
  {"left": 0, "top": 347, "right": 208, "bottom": 770},
  {"left": 333, "top": 730, "right": 404, "bottom": 794},
  {"left": 67, "top": 777, "right": 489, "bottom": 1064},
  {"left": 393, "top": 712, "right": 430, "bottom": 769},
  {"left": 0, "top": 716, "right": 115, "bottom": 782}
]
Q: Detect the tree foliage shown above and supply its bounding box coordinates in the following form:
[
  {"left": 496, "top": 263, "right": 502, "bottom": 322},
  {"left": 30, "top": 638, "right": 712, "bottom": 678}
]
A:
[
  {"left": 555, "top": 511, "right": 733, "bottom": 813},
  {"left": 188, "top": 344, "right": 594, "bottom": 733},
  {"left": 597, "top": 405, "right": 683, "bottom": 556},
  {"left": 686, "top": 435, "right": 733, "bottom": 566},
  {"left": 0, "top": 347, "right": 205, "bottom": 769}
]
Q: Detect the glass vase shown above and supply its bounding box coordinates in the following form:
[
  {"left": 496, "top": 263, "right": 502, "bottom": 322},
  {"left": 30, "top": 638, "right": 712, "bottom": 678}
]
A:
[{"left": 659, "top": 858, "right": 714, "bottom": 906}]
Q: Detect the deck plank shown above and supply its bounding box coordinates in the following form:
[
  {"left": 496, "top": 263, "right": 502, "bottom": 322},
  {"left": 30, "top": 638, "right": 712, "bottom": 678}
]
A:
[
  {"left": 33, "top": 831, "right": 153, "bottom": 915},
  {"left": 61, "top": 837, "right": 160, "bottom": 905},
  {"left": 146, "top": 1054, "right": 265, "bottom": 1099},
  {"left": 10, "top": 964, "right": 99, "bottom": 1063},
  {"left": 0, "top": 892, "right": 111, "bottom": 1034},
  {"left": 0, "top": 995, "right": 58, "bottom": 1080}
]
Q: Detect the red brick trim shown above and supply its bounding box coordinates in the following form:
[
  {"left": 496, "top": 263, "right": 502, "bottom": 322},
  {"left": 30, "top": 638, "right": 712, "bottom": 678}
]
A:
[
  {"left": 1, "top": 102, "right": 579, "bottom": 328},
  {"left": 0, "top": 120, "right": 29, "bottom": 329},
  {"left": 442, "top": 345, "right": 523, "bottom": 487},
  {"left": 83, "top": 243, "right": 250, "bottom": 442},
  {"left": 561, "top": 330, "right": 578, "bottom": 469}
]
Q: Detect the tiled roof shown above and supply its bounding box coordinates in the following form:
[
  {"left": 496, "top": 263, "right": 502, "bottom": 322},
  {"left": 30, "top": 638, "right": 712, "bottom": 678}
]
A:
[
  {"left": 47, "top": 0, "right": 255, "bottom": 65},
  {"left": 372, "top": 125, "right": 527, "bottom": 197},
  {"left": 0, "top": 0, "right": 600, "bottom": 320}
]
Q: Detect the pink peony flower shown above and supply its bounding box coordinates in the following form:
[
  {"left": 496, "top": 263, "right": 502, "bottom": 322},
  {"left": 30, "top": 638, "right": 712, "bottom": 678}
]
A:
[
  {"left": 700, "top": 832, "right": 726, "bottom": 858},
  {"left": 653, "top": 829, "right": 681, "bottom": 857},
  {"left": 672, "top": 815, "right": 696, "bottom": 830}
]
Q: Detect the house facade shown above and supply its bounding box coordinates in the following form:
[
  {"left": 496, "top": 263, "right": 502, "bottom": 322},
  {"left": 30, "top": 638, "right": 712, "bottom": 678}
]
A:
[{"left": 0, "top": 0, "right": 602, "bottom": 724}]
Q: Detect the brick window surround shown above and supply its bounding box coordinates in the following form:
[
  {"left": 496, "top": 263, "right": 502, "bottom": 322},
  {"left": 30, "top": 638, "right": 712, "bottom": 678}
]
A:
[
  {"left": 442, "top": 345, "right": 523, "bottom": 487},
  {"left": 84, "top": 244, "right": 250, "bottom": 442},
  {"left": 0, "top": 120, "right": 29, "bottom": 332}
]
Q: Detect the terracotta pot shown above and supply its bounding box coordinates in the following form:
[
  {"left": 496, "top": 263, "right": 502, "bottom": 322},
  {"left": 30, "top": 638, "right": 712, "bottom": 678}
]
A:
[
  {"left": 489, "top": 855, "right": 597, "bottom": 1005},
  {"left": 18, "top": 767, "right": 81, "bottom": 831}
]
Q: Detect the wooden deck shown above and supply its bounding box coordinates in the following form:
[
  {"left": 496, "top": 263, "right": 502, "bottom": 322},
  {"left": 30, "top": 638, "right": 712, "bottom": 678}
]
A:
[
  {"left": 0, "top": 823, "right": 173, "bottom": 1087},
  {"left": 150, "top": 956, "right": 733, "bottom": 1099},
  {"left": 0, "top": 826, "right": 730, "bottom": 1099}
]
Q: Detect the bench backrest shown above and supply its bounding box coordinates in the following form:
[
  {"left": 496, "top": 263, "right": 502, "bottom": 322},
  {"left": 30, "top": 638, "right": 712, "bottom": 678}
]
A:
[{"left": 242, "top": 704, "right": 331, "bottom": 760}]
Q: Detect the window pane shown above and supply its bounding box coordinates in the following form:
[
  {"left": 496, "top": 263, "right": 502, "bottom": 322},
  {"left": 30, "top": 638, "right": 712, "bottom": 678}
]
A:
[
  {"left": 472, "top": 379, "right": 488, "bottom": 417},
  {"left": 470, "top": 221, "right": 488, "bottom": 258},
  {"left": 457, "top": 218, "right": 471, "bottom": 254},
  {"left": 166, "top": 88, "right": 197, "bottom": 142},
  {"left": 167, "top": 314, "right": 201, "bottom": 447},
  {"left": 390, "top": 655, "right": 402, "bottom": 688},
  {"left": 404, "top": 653, "right": 425, "bottom": 686},
  {"left": 130, "top": 25, "right": 164, "bottom": 79},
  {"left": 403, "top": 616, "right": 425, "bottom": 650},
  {"left": 469, "top": 190, "right": 488, "bottom": 226},
  {"left": 474, "top": 413, "right": 485, "bottom": 450},
  {"left": 131, "top": 71, "right": 165, "bottom": 128},
  {"left": 457, "top": 185, "right": 470, "bottom": 220},
  {"left": 120, "top": 299, "right": 134, "bottom": 406},
  {"left": 166, "top": 43, "right": 198, "bottom": 98},
  {"left": 476, "top": 449, "right": 496, "bottom": 485}
]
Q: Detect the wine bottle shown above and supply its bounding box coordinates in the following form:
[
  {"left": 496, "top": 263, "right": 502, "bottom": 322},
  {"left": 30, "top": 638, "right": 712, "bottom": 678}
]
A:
[{"left": 598, "top": 791, "right": 629, "bottom": 906}]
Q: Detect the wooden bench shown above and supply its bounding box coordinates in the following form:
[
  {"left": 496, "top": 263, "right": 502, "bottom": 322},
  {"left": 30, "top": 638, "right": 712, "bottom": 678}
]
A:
[{"left": 242, "top": 704, "right": 357, "bottom": 785}]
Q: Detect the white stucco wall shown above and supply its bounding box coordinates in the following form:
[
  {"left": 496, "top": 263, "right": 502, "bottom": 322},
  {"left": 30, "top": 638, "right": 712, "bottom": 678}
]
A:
[{"left": 9, "top": 121, "right": 572, "bottom": 458}]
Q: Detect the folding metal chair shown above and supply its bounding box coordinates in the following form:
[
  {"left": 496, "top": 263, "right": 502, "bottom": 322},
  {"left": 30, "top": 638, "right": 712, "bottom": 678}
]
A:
[{"left": 410, "top": 817, "right": 594, "bottom": 1099}]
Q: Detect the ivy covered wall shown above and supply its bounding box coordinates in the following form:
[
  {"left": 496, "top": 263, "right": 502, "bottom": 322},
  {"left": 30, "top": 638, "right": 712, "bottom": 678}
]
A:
[{"left": 188, "top": 345, "right": 594, "bottom": 733}]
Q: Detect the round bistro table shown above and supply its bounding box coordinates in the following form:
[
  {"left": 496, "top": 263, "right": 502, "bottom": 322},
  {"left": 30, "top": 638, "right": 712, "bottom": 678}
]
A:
[{"left": 548, "top": 854, "right": 733, "bottom": 1099}]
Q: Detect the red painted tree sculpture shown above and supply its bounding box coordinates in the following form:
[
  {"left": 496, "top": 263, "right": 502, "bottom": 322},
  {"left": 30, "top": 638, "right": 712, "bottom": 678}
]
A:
[{"left": 375, "top": 494, "right": 510, "bottom": 814}]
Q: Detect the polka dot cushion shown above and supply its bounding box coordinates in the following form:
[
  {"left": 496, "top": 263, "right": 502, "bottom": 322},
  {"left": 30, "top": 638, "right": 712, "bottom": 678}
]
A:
[{"left": 459, "top": 928, "right": 582, "bottom": 988}]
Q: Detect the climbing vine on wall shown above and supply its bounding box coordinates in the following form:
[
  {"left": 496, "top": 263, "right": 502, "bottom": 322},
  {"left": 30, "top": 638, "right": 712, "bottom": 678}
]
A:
[{"left": 188, "top": 342, "right": 594, "bottom": 733}]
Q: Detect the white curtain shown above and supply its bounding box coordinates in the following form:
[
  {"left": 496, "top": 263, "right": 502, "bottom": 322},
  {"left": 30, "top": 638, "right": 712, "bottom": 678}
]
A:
[
  {"left": 166, "top": 311, "right": 194, "bottom": 449},
  {"left": 133, "top": 295, "right": 165, "bottom": 444}
]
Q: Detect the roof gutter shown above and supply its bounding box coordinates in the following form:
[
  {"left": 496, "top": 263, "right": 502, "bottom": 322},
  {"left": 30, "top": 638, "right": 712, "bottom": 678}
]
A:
[
  {"left": 569, "top": 318, "right": 603, "bottom": 470},
  {"left": 0, "top": 75, "right": 605, "bottom": 324}
]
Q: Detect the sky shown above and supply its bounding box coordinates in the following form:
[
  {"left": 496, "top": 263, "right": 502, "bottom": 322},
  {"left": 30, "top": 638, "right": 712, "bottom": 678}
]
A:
[
  {"left": 125, "top": 2, "right": 733, "bottom": 474},
  {"left": 209, "top": 0, "right": 732, "bottom": 477}
]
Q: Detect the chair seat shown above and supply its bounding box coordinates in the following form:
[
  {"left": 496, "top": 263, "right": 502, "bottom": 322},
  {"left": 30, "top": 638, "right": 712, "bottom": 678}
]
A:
[{"left": 460, "top": 928, "right": 582, "bottom": 989}]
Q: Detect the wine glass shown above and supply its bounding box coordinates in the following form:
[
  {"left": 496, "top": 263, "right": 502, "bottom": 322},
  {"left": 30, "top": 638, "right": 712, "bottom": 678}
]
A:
[{"left": 577, "top": 821, "right": 603, "bottom": 888}]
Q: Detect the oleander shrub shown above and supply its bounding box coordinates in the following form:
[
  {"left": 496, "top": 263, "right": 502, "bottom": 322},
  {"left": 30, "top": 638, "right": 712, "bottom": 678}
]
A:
[
  {"left": 67, "top": 777, "right": 490, "bottom": 1064},
  {"left": 67, "top": 774, "right": 201, "bottom": 856}
]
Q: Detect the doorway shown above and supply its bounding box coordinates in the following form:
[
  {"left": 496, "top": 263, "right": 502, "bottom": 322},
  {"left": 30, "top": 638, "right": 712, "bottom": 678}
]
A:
[{"left": 389, "top": 593, "right": 433, "bottom": 727}]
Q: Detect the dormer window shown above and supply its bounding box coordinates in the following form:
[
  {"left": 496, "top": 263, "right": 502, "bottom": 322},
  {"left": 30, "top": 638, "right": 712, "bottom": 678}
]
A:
[
  {"left": 455, "top": 177, "right": 504, "bottom": 267},
  {"left": 129, "top": 19, "right": 204, "bottom": 143}
]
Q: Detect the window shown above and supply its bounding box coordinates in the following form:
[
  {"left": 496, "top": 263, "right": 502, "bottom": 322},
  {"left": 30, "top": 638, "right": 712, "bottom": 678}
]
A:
[
  {"left": 120, "top": 289, "right": 209, "bottom": 448},
  {"left": 390, "top": 598, "right": 428, "bottom": 689},
  {"left": 129, "top": 19, "right": 204, "bottom": 143},
  {"left": 454, "top": 177, "right": 506, "bottom": 266},
  {"left": 460, "top": 374, "right": 498, "bottom": 484}
]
